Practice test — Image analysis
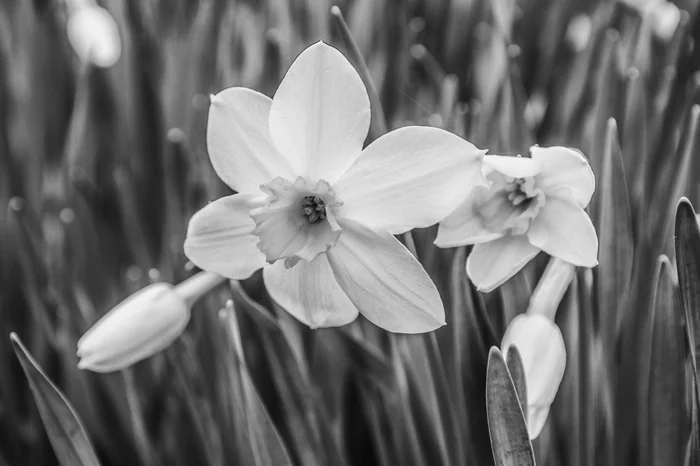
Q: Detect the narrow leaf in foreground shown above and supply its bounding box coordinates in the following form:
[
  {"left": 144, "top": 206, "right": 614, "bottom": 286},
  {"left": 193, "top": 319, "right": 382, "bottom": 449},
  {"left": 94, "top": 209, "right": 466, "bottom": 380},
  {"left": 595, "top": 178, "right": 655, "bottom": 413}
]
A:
[
  {"left": 486, "top": 347, "right": 535, "bottom": 466},
  {"left": 10, "top": 333, "right": 100, "bottom": 466},
  {"left": 674, "top": 198, "right": 700, "bottom": 393},
  {"left": 648, "top": 256, "right": 688, "bottom": 466},
  {"left": 505, "top": 347, "right": 528, "bottom": 424}
]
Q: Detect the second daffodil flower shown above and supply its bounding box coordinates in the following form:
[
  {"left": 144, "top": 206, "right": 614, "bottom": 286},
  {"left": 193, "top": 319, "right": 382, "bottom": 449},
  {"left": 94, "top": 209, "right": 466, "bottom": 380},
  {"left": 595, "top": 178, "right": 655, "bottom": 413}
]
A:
[
  {"left": 184, "top": 41, "right": 485, "bottom": 333},
  {"left": 435, "top": 147, "right": 598, "bottom": 292}
]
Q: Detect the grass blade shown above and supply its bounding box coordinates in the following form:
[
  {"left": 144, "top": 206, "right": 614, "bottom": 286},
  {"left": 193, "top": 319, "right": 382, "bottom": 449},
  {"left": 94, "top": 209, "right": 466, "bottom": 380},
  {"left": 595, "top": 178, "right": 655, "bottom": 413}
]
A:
[
  {"left": 505, "top": 346, "right": 528, "bottom": 424},
  {"left": 486, "top": 347, "right": 535, "bottom": 466},
  {"left": 10, "top": 333, "right": 100, "bottom": 466},
  {"left": 648, "top": 256, "right": 689, "bottom": 466}
]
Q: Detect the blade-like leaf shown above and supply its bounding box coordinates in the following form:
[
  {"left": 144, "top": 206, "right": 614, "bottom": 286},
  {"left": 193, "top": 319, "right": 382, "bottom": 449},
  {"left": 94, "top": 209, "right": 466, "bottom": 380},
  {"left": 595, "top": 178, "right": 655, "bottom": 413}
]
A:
[
  {"left": 674, "top": 198, "right": 700, "bottom": 394},
  {"left": 10, "top": 333, "right": 100, "bottom": 466},
  {"left": 220, "top": 304, "right": 295, "bottom": 466},
  {"left": 596, "top": 118, "right": 634, "bottom": 338},
  {"left": 486, "top": 347, "right": 535, "bottom": 466},
  {"left": 505, "top": 346, "right": 528, "bottom": 424},
  {"left": 648, "top": 256, "right": 689, "bottom": 466}
]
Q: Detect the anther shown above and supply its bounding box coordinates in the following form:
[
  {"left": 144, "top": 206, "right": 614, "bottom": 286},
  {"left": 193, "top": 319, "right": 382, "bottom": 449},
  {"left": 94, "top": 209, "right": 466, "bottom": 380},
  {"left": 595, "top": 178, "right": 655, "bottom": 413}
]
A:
[{"left": 301, "top": 196, "right": 327, "bottom": 224}]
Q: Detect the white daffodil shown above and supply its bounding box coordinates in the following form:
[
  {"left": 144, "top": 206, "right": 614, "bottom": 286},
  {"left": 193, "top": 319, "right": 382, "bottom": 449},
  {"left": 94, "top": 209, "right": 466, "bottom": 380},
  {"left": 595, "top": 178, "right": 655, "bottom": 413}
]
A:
[
  {"left": 502, "top": 313, "right": 566, "bottom": 440},
  {"left": 183, "top": 41, "right": 485, "bottom": 333},
  {"left": 77, "top": 272, "right": 226, "bottom": 372},
  {"left": 435, "top": 146, "right": 598, "bottom": 292}
]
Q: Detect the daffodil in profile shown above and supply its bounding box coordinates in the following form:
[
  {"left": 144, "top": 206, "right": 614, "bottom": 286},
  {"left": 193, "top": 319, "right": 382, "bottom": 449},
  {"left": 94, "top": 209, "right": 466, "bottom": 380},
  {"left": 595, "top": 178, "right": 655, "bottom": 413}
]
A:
[
  {"left": 184, "top": 41, "right": 485, "bottom": 333},
  {"left": 435, "top": 146, "right": 598, "bottom": 292}
]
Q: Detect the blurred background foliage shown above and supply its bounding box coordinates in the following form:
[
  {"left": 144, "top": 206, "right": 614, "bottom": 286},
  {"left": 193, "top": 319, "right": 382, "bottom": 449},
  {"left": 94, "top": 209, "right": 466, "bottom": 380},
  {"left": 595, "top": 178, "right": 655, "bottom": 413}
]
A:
[{"left": 3, "top": 0, "right": 700, "bottom": 464}]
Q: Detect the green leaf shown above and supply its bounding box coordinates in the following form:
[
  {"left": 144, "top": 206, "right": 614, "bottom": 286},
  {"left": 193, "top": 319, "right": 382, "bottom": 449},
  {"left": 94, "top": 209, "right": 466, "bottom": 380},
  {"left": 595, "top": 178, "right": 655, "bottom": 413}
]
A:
[
  {"left": 505, "top": 346, "right": 528, "bottom": 424},
  {"left": 673, "top": 198, "right": 700, "bottom": 394},
  {"left": 595, "top": 118, "right": 634, "bottom": 341},
  {"left": 673, "top": 197, "right": 700, "bottom": 462},
  {"left": 10, "top": 333, "right": 100, "bottom": 466},
  {"left": 220, "top": 304, "right": 295, "bottom": 466},
  {"left": 486, "top": 347, "right": 535, "bottom": 466},
  {"left": 648, "top": 256, "right": 689, "bottom": 466}
]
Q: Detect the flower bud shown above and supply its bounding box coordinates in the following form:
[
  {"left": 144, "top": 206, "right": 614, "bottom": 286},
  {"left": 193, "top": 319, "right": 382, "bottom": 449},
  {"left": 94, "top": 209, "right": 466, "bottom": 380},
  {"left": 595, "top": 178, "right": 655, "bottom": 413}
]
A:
[
  {"left": 501, "top": 313, "right": 566, "bottom": 439},
  {"left": 66, "top": 5, "right": 121, "bottom": 68},
  {"left": 77, "top": 283, "right": 190, "bottom": 372},
  {"left": 648, "top": 1, "right": 680, "bottom": 41}
]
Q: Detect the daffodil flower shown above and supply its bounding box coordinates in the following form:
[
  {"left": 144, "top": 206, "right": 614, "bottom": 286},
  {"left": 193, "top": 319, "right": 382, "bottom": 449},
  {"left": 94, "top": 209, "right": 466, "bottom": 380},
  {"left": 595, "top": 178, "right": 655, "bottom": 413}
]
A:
[
  {"left": 184, "top": 41, "right": 485, "bottom": 333},
  {"left": 435, "top": 146, "right": 598, "bottom": 292}
]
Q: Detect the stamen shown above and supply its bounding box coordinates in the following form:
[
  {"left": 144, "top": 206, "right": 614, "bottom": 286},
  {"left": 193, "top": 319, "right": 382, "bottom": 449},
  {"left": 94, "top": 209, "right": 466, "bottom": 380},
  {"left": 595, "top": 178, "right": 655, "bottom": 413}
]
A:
[{"left": 301, "top": 195, "right": 327, "bottom": 224}]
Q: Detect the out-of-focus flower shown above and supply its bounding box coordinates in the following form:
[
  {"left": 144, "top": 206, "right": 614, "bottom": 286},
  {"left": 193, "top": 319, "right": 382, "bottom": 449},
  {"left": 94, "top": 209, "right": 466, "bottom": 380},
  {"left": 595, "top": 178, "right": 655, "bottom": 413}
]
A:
[
  {"left": 623, "top": 0, "right": 681, "bottom": 41},
  {"left": 435, "top": 146, "right": 598, "bottom": 292},
  {"left": 184, "top": 41, "right": 486, "bottom": 333},
  {"left": 66, "top": 4, "right": 121, "bottom": 68},
  {"left": 565, "top": 14, "right": 592, "bottom": 53},
  {"left": 77, "top": 272, "right": 225, "bottom": 372},
  {"left": 502, "top": 313, "right": 566, "bottom": 439}
]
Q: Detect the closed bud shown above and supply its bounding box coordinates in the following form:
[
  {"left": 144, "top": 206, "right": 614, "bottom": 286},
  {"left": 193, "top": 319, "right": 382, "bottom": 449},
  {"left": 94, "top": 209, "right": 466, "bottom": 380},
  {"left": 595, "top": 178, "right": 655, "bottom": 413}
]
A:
[
  {"left": 77, "top": 283, "right": 190, "bottom": 372},
  {"left": 67, "top": 5, "right": 121, "bottom": 68},
  {"left": 501, "top": 313, "right": 566, "bottom": 439}
]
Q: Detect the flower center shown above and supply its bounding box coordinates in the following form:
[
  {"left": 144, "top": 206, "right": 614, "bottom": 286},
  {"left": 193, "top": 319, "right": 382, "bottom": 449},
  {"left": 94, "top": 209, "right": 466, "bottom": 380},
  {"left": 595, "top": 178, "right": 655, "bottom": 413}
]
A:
[
  {"left": 505, "top": 177, "right": 538, "bottom": 209},
  {"left": 250, "top": 176, "right": 343, "bottom": 268},
  {"left": 503, "top": 177, "right": 545, "bottom": 235},
  {"left": 301, "top": 196, "right": 327, "bottom": 224}
]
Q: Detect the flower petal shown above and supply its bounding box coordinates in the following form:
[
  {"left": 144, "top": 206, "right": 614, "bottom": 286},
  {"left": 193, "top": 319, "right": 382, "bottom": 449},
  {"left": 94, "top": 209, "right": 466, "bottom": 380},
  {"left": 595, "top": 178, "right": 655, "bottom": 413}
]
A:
[
  {"left": 326, "top": 219, "right": 445, "bottom": 333},
  {"left": 531, "top": 146, "right": 595, "bottom": 207},
  {"left": 208, "top": 87, "right": 296, "bottom": 194},
  {"left": 527, "top": 196, "right": 598, "bottom": 267},
  {"left": 483, "top": 155, "right": 542, "bottom": 178},
  {"left": 269, "top": 41, "right": 370, "bottom": 184},
  {"left": 263, "top": 254, "right": 359, "bottom": 328},
  {"left": 434, "top": 187, "right": 505, "bottom": 247},
  {"left": 466, "top": 236, "right": 540, "bottom": 292},
  {"left": 334, "top": 126, "right": 486, "bottom": 234},
  {"left": 184, "top": 194, "right": 267, "bottom": 279}
]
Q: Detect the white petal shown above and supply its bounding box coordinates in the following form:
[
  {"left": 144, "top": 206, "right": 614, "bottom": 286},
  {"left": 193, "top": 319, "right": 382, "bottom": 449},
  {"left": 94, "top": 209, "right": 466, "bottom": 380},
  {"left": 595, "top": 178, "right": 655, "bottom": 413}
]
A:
[
  {"left": 334, "top": 126, "right": 486, "bottom": 234},
  {"left": 263, "top": 254, "right": 359, "bottom": 328},
  {"left": 483, "top": 155, "right": 541, "bottom": 178},
  {"left": 435, "top": 186, "right": 505, "bottom": 247},
  {"left": 207, "top": 88, "right": 296, "bottom": 194},
  {"left": 531, "top": 146, "right": 595, "bottom": 208},
  {"left": 466, "top": 236, "right": 540, "bottom": 292},
  {"left": 527, "top": 196, "right": 598, "bottom": 267},
  {"left": 326, "top": 219, "right": 445, "bottom": 333},
  {"left": 269, "top": 41, "right": 370, "bottom": 184},
  {"left": 77, "top": 284, "right": 189, "bottom": 372},
  {"left": 527, "top": 404, "right": 551, "bottom": 440},
  {"left": 184, "top": 194, "right": 267, "bottom": 279}
]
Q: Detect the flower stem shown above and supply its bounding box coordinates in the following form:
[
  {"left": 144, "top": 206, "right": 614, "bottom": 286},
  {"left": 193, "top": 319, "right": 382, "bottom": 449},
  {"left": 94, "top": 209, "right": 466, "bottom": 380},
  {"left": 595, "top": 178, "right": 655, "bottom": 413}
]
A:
[
  {"left": 527, "top": 257, "right": 576, "bottom": 320},
  {"left": 330, "top": 5, "right": 388, "bottom": 139},
  {"left": 174, "top": 272, "right": 228, "bottom": 308}
]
